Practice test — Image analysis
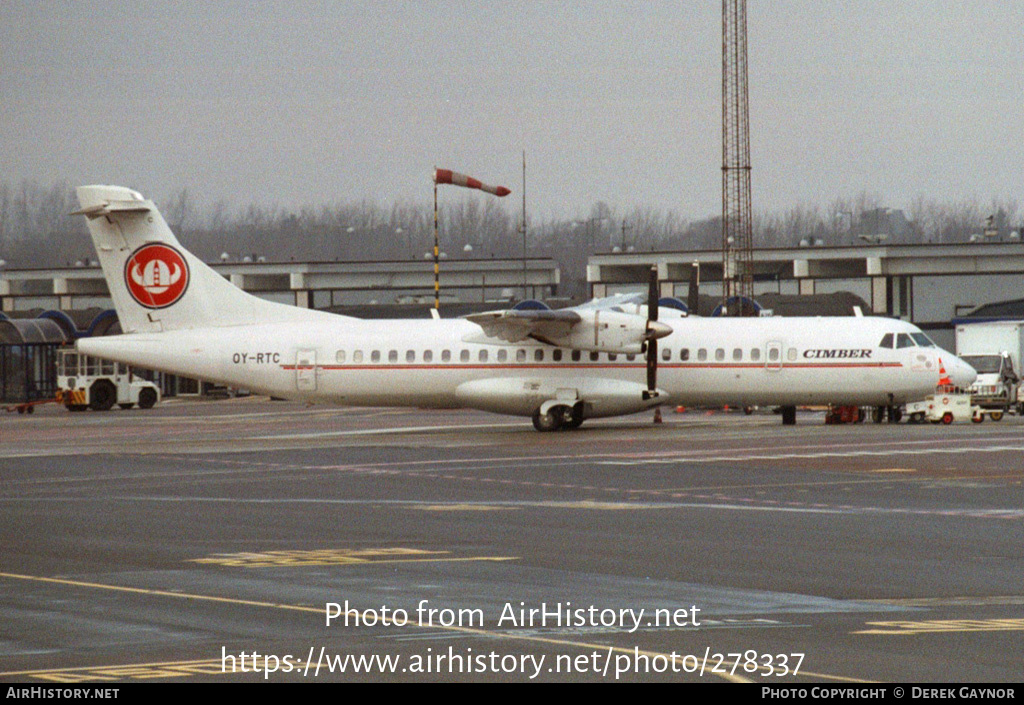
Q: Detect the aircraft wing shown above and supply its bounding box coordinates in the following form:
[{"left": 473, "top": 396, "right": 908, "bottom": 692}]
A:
[
  {"left": 465, "top": 298, "right": 669, "bottom": 354},
  {"left": 465, "top": 309, "right": 582, "bottom": 344},
  {"left": 571, "top": 292, "right": 646, "bottom": 312}
]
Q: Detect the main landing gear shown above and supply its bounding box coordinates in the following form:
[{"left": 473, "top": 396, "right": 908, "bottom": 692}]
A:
[{"left": 532, "top": 404, "right": 585, "bottom": 432}]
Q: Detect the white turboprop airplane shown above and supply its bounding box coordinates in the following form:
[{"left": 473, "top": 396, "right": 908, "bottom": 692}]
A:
[{"left": 73, "top": 185, "right": 976, "bottom": 431}]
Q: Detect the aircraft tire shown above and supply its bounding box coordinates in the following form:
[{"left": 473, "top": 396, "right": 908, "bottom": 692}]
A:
[
  {"left": 562, "top": 404, "right": 585, "bottom": 430},
  {"left": 138, "top": 388, "right": 158, "bottom": 409},
  {"left": 89, "top": 380, "right": 116, "bottom": 411},
  {"left": 532, "top": 408, "right": 562, "bottom": 432}
]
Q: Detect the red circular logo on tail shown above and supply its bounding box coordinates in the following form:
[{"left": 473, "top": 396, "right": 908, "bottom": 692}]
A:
[{"left": 124, "top": 244, "right": 190, "bottom": 309}]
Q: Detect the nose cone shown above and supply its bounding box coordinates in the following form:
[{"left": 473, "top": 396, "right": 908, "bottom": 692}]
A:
[
  {"left": 646, "top": 321, "right": 673, "bottom": 340},
  {"left": 948, "top": 356, "right": 977, "bottom": 389}
]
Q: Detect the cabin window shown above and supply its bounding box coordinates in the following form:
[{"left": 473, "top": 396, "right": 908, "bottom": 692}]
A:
[
  {"left": 572, "top": 350, "right": 582, "bottom": 362},
  {"left": 353, "top": 350, "right": 363, "bottom": 363},
  {"left": 460, "top": 349, "right": 470, "bottom": 362},
  {"left": 662, "top": 347, "right": 671, "bottom": 361},
  {"left": 626, "top": 353, "right": 636, "bottom": 362},
  {"left": 768, "top": 347, "right": 780, "bottom": 362},
  {"left": 680, "top": 348, "right": 689, "bottom": 361},
  {"left": 715, "top": 348, "right": 725, "bottom": 361},
  {"left": 371, "top": 350, "right": 381, "bottom": 363},
  {"left": 553, "top": 349, "right": 563, "bottom": 362},
  {"left": 751, "top": 348, "right": 760, "bottom": 361},
  {"left": 497, "top": 349, "right": 507, "bottom": 362},
  {"left": 336, "top": 350, "right": 346, "bottom": 363},
  {"left": 879, "top": 333, "right": 894, "bottom": 349},
  {"left": 388, "top": 350, "right": 398, "bottom": 363},
  {"left": 534, "top": 349, "right": 544, "bottom": 362},
  {"left": 608, "top": 353, "right": 617, "bottom": 361},
  {"left": 733, "top": 348, "right": 743, "bottom": 361},
  {"left": 697, "top": 348, "right": 708, "bottom": 361},
  {"left": 787, "top": 348, "right": 797, "bottom": 361},
  {"left": 589, "top": 351, "right": 600, "bottom": 362},
  {"left": 423, "top": 350, "right": 433, "bottom": 363},
  {"left": 516, "top": 349, "right": 527, "bottom": 362},
  {"left": 896, "top": 333, "right": 914, "bottom": 348},
  {"left": 478, "top": 349, "right": 488, "bottom": 362},
  {"left": 406, "top": 350, "right": 415, "bottom": 363},
  {"left": 441, "top": 349, "right": 451, "bottom": 362}
]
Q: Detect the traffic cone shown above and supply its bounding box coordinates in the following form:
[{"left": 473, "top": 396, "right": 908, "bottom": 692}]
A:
[
  {"left": 653, "top": 408, "right": 663, "bottom": 424},
  {"left": 938, "top": 358, "right": 951, "bottom": 387}
]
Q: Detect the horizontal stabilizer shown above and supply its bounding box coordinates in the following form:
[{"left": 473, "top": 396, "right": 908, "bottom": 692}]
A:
[{"left": 71, "top": 200, "right": 153, "bottom": 218}]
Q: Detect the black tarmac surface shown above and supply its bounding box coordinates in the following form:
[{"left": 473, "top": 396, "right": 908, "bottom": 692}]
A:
[{"left": 1, "top": 398, "right": 1022, "bottom": 683}]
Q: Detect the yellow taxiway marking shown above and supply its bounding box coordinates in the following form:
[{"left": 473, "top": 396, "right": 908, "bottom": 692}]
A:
[
  {"left": 414, "top": 504, "right": 516, "bottom": 512},
  {"left": 856, "top": 618, "right": 1024, "bottom": 635},
  {"left": 0, "top": 570, "right": 864, "bottom": 684},
  {"left": 0, "top": 659, "right": 241, "bottom": 683},
  {"left": 188, "top": 547, "right": 516, "bottom": 568},
  {"left": 544, "top": 500, "right": 653, "bottom": 511}
]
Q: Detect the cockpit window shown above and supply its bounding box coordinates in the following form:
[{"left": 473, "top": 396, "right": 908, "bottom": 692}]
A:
[
  {"left": 879, "top": 333, "right": 894, "bottom": 349},
  {"left": 910, "top": 333, "right": 936, "bottom": 347},
  {"left": 896, "top": 333, "right": 915, "bottom": 348}
]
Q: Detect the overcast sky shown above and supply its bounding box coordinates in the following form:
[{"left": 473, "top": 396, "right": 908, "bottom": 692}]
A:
[{"left": 2, "top": 1, "right": 1022, "bottom": 221}]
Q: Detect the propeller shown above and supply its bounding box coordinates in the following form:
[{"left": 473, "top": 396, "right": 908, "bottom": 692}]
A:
[{"left": 644, "top": 265, "right": 665, "bottom": 400}]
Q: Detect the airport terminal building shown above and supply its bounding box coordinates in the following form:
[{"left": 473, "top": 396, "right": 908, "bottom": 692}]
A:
[
  {"left": 588, "top": 240, "right": 1024, "bottom": 350},
  {"left": 3, "top": 241, "right": 1024, "bottom": 402}
]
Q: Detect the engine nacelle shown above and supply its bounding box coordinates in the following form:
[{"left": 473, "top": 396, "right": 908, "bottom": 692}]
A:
[
  {"left": 557, "top": 310, "right": 645, "bottom": 354},
  {"left": 538, "top": 310, "right": 671, "bottom": 355},
  {"left": 464, "top": 307, "right": 672, "bottom": 354}
]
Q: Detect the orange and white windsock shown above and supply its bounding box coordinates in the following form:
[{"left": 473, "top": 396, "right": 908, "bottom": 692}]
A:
[{"left": 433, "top": 168, "right": 511, "bottom": 197}]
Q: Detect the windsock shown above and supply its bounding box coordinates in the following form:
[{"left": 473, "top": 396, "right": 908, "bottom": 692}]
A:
[{"left": 433, "top": 168, "right": 511, "bottom": 197}]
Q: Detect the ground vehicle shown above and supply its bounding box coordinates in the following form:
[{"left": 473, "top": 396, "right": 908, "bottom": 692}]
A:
[
  {"left": 56, "top": 349, "right": 160, "bottom": 411},
  {"left": 905, "top": 387, "right": 979, "bottom": 424},
  {"left": 956, "top": 321, "right": 1024, "bottom": 418}
]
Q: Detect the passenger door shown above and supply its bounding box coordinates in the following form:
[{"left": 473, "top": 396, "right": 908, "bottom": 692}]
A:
[{"left": 296, "top": 349, "right": 317, "bottom": 391}]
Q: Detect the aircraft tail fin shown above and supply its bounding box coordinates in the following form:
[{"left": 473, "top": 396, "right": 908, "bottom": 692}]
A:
[{"left": 75, "top": 185, "right": 319, "bottom": 333}]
